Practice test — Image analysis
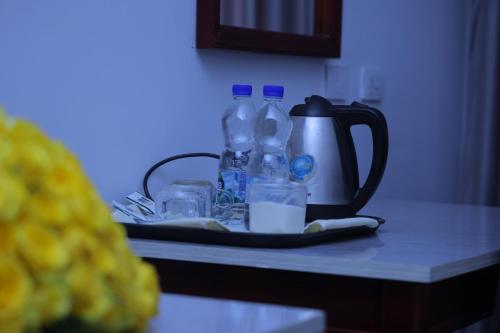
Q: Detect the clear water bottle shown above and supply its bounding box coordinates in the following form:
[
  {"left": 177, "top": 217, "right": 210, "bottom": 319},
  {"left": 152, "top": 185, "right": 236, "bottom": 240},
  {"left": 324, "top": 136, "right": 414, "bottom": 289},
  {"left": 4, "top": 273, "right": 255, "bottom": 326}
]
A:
[
  {"left": 217, "top": 84, "right": 256, "bottom": 220},
  {"left": 248, "top": 85, "right": 292, "bottom": 181}
]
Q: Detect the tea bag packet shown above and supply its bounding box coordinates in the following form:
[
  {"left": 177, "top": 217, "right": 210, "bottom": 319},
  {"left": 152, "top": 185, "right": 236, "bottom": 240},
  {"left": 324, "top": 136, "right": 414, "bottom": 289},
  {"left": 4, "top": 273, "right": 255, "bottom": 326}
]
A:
[{"left": 126, "top": 192, "right": 156, "bottom": 215}]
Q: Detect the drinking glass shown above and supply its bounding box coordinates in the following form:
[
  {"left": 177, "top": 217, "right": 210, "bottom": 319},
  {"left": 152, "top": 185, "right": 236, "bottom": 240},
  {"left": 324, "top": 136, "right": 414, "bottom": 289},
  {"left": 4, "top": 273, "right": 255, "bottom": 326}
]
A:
[
  {"left": 155, "top": 184, "right": 208, "bottom": 220},
  {"left": 247, "top": 182, "right": 307, "bottom": 233},
  {"left": 173, "top": 179, "right": 215, "bottom": 217}
]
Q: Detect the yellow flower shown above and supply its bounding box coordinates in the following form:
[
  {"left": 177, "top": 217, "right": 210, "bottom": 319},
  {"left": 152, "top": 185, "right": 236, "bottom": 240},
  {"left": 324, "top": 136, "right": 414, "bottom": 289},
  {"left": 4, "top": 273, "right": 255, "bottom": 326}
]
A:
[
  {"left": 104, "top": 220, "right": 127, "bottom": 245},
  {"left": 0, "top": 170, "right": 27, "bottom": 222},
  {"left": 0, "top": 109, "right": 160, "bottom": 332},
  {"left": 17, "top": 222, "right": 68, "bottom": 273},
  {"left": 61, "top": 225, "right": 98, "bottom": 259},
  {"left": 77, "top": 200, "right": 114, "bottom": 233},
  {"left": 138, "top": 261, "right": 160, "bottom": 295},
  {"left": 33, "top": 278, "right": 71, "bottom": 324},
  {"left": 67, "top": 263, "right": 112, "bottom": 322},
  {"left": 90, "top": 243, "right": 118, "bottom": 276},
  {"left": 0, "top": 255, "right": 32, "bottom": 333},
  {"left": 5, "top": 141, "right": 54, "bottom": 187},
  {"left": 134, "top": 261, "right": 160, "bottom": 320},
  {"left": 0, "top": 223, "right": 18, "bottom": 253},
  {"left": 29, "top": 193, "right": 70, "bottom": 227},
  {"left": 0, "top": 136, "right": 12, "bottom": 164},
  {"left": 0, "top": 105, "right": 9, "bottom": 134},
  {"left": 101, "top": 305, "right": 133, "bottom": 333},
  {"left": 43, "top": 157, "right": 87, "bottom": 199},
  {"left": 7, "top": 118, "right": 50, "bottom": 147}
]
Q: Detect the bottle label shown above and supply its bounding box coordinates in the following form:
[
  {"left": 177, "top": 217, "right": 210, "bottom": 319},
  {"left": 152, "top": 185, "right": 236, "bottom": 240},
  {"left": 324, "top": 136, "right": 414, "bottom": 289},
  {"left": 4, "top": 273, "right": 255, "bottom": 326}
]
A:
[
  {"left": 218, "top": 171, "right": 248, "bottom": 204},
  {"left": 217, "top": 170, "right": 248, "bottom": 220}
]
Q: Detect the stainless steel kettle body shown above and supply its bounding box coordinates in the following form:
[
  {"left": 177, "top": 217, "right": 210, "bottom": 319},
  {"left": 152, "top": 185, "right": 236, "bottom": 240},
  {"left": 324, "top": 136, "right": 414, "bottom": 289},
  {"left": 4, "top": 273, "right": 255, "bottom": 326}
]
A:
[{"left": 288, "top": 96, "right": 388, "bottom": 221}]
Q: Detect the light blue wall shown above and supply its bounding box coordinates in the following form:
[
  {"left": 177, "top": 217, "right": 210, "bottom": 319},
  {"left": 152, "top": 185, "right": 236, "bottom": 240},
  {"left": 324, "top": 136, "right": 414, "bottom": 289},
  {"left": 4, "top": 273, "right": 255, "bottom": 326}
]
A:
[
  {"left": 0, "top": 0, "right": 466, "bottom": 204},
  {"left": 337, "top": 0, "right": 466, "bottom": 203}
]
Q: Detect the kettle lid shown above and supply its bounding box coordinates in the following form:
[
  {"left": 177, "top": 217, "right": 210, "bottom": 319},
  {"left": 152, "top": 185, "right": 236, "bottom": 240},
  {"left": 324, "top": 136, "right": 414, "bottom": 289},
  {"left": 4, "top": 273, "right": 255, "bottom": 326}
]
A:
[{"left": 290, "top": 95, "right": 337, "bottom": 117}]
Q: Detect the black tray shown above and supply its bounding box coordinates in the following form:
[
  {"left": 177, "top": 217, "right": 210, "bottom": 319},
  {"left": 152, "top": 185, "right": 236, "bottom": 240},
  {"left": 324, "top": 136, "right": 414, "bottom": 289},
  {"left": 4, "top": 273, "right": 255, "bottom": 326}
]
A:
[{"left": 123, "top": 215, "right": 385, "bottom": 248}]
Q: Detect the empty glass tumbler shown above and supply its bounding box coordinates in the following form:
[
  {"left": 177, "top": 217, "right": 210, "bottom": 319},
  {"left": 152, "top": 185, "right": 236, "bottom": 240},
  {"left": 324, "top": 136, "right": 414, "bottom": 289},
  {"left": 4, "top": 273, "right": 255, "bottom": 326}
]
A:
[
  {"left": 173, "top": 179, "right": 216, "bottom": 217},
  {"left": 155, "top": 184, "right": 209, "bottom": 220}
]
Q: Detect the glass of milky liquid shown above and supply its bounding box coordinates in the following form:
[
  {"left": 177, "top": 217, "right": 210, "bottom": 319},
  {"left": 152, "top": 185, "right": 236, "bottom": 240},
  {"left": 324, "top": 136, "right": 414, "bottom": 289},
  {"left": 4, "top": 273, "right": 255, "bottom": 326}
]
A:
[{"left": 247, "top": 182, "right": 307, "bottom": 233}]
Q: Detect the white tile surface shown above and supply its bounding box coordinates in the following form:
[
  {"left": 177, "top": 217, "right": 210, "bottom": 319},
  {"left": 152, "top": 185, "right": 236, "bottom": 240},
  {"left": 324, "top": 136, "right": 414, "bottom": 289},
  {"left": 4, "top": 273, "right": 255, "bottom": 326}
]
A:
[
  {"left": 131, "top": 200, "right": 500, "bottom": 283},
  {"left": 148, "top": 294, "right": 325, "bottom": 333}
]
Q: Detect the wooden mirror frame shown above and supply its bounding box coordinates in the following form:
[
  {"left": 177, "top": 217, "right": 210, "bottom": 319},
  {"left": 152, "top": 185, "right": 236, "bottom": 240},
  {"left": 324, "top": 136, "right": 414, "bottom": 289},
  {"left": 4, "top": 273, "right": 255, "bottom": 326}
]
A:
[{"left": 196, "top": 0, "right": 342, "bottom": 58}]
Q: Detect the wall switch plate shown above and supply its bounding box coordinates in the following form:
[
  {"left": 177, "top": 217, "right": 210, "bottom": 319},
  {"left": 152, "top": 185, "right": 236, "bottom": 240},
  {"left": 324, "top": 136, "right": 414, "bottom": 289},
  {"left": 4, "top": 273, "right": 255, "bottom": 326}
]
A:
[
  {"left": 360, "top": 66, "right": 384, "bottom": 102},
  {"left": 325, "top": 64, "right": 349, "bottom": 101}
]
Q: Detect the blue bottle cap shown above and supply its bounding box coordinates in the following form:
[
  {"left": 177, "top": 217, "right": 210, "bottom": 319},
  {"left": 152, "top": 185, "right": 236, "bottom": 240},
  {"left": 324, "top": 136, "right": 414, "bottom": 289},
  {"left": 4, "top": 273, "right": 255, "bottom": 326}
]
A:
[
  {"left": 263, "top": 85, "right": 284, "bottom": 98},
  {"left": 232, "top": 84, "right": 252, "bottom": 96}
]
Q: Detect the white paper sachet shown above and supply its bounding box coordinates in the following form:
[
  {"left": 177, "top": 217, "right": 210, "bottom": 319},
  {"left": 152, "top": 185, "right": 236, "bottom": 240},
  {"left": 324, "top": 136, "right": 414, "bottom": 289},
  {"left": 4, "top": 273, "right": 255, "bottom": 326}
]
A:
[
  {"left": 304, "top": 217, "right": 379, "bottom": 233},
  {"left": 126, "top": 192, "right": 156, "bottom": 215},
  {"left": 112, "top": 204, "right": 142, "bottom": 224}
]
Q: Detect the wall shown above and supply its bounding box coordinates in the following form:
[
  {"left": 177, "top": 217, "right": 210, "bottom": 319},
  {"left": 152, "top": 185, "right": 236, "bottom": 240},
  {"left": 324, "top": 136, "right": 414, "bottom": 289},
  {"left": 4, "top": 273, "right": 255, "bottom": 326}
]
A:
[
  {"left": 335, "top": 0, "right": 466, "bottom": 203},
  {"left": 0, "top": 0, "right": 466, "bottom": 204}
]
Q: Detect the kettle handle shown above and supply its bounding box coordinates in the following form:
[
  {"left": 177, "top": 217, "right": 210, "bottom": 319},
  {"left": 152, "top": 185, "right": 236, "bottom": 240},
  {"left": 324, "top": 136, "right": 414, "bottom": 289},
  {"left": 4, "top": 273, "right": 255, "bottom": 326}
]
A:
[{"left": 335, "top": 102, "right": 389, "bottom": 213}]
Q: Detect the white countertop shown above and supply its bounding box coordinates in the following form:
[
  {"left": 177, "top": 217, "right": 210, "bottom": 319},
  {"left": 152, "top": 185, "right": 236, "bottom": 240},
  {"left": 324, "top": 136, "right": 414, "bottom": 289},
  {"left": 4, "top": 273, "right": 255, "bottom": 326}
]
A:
[
  {"left": 130, "top": 199, "right": 500, "bottom": 283},
  {"left": 149, "top": 293, "right": 325, "bottom": 333}
]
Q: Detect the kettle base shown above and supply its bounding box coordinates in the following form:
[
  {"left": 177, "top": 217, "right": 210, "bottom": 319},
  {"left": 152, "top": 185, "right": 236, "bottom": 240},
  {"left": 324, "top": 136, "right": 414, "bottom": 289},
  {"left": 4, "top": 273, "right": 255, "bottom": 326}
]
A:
[{"left": 306, "top": 204, "right": 356, "bottom": 222}]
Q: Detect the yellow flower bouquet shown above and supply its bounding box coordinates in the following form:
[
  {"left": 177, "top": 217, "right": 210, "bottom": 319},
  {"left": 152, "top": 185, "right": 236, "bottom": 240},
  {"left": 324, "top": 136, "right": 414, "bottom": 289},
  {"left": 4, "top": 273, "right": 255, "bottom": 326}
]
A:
[{"left": 0, "top": 108, "right": 160, "bottom": 333}]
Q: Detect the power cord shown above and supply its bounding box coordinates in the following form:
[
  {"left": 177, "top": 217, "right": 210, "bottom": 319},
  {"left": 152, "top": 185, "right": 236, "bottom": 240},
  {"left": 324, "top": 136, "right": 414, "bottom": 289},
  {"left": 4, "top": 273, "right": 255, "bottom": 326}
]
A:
[{"left": 142, "top": 152, "right": 220, "bottom": 199}]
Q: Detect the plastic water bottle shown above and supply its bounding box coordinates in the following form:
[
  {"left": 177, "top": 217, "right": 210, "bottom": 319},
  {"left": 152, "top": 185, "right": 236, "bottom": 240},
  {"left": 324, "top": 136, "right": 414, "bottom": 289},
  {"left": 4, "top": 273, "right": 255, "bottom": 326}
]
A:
[
  {"left": 248, "top": 85, "right": 292, "bottom": 181},
  {"left": 217, "top": 84, "right": 256, "bottom": 220}
]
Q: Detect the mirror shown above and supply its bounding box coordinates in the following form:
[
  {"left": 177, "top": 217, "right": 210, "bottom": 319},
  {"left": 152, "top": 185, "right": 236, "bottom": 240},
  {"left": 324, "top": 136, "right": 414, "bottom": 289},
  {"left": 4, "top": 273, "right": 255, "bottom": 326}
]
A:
[
  {"left": 220, "top": 0, "right": 315, "bottom": 36},
  {"left": 197, "top": 0, "right": 342, "bottom": 58}
]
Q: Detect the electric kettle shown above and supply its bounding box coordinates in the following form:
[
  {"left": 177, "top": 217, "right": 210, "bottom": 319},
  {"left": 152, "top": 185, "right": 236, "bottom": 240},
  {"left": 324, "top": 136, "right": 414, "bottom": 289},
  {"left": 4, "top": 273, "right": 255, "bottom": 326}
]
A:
[{"left": 288, "top": 95, "right": 388, "bottom": 221}]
